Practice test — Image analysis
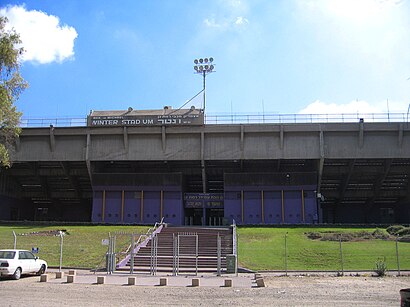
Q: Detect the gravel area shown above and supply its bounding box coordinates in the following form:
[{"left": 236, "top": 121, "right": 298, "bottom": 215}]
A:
[{"left": 0, "top": 271, "right": 408, "bottom": 306}]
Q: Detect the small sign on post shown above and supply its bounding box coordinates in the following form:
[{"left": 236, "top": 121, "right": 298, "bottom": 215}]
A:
[{"left": 32, "top": 247, "right": 39, "bottom": 254}]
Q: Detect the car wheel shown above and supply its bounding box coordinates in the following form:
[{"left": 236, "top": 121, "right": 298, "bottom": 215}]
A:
[
  {"left": 37, "top": 265, "right": 46, "bottom": 275},
  {"left": 12, "top": 268, "right": 21, "bottom": 280}
]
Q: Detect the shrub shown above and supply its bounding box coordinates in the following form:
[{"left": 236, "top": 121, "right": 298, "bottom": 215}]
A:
[
  {"left": 374, "top": 258, "right": 388, "bottom": 277},
  {"left": 398, "top": 235, "right": 410, "bottom": 243},
  {"left": 372, "top": 229, "right": 389, "bottom": 240},
  {"left": 386, "top": 225, "right": 405, "bottom": 236},
  {"left": 397, "top": 228, "right": 410, "bottom": 237}
]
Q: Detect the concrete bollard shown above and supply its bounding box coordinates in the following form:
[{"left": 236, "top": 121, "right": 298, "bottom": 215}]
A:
[
  {"left": 159, "top": 278, "right": 168, "bottom": 286},
  {"left": 68, "top": 270, "right": 76, "bottom": 276},
  {"left": 97, "top": 276, "right": 105, "bottom": 284},
  {"left": 192, "top": 278, "right": 200, "bottom": 287},
  {"left": 55, "top": 271, "right": 64, "bottom": 279},
  {"left": 40, "top": 274, "right": 48, "bottom": 282},
  {"left": 256, "top": 278, "right": 265, "bottom": 287},
  {"left": 128, "top": 277, "right": 136, "bottom": 285},
  {"left": 66, "top": 275, "right": 75, "bottom": 283},
  {"left": 224, "top": 279, "right": 233, "bottom": 287}
]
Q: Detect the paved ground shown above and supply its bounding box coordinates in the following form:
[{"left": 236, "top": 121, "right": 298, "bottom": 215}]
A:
[{"left": 0, "top": 269, "right": 409, "bottom": 306}]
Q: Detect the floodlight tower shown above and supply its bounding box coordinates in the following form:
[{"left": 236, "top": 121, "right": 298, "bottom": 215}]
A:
[{"left": 193, "top": 57, "right": 215, "bottom": 112}]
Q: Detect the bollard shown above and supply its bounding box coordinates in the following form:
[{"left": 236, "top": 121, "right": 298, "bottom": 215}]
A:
[
  {"left": 56, "top": 271, "right": 64, "bottom": 279},
  {"left": 224, "top": 279, "right": 233, "bottom": 287},
  {"left": 256, "top": 278, "right": 265, "bottom": 287},
  {"left": 191, "top": 278, "right": 200, "bottom": 287},
  {"left": 66, "top": 275, "right": 75, "bottom": 283},
  {"left": 400, "top": 288, "right": 410, "bottom": 307},
  {"left": 254, "top": 273, "right": 262, "bottom": 280},
  {"left": 128, "top": 277, "right": 136, "bottom": 285},
  {"left": 40, "top": 274, "right": 48, "bottom": 282},
  {"left": 68, "top": 270, "right": 76, "bottom": 276},
  {"left": 97, "top": 276, "right": 105, "bottom": 284},
  {"left": 160, "top": 278, "right": 168, "bottom": 286}
]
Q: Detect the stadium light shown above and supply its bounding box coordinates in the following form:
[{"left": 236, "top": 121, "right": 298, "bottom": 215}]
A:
[{"left": 193, "top": 57, "right": 215, "bottom": 112}]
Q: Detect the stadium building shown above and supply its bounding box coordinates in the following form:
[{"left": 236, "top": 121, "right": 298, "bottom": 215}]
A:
[{"left": 1, "top": 107, "right": 409, "bottom": 225}]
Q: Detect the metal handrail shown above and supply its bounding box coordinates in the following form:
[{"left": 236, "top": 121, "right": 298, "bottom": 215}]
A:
[{"left": 19, "top": 112, "right": 410, "bottom": 127}]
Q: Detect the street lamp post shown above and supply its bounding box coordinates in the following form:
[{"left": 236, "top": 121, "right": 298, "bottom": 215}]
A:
[{"left": 193, "top": 57, "right": 215, "bottom": 112}]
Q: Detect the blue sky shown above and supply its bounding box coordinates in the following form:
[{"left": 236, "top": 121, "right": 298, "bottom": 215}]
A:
[{"left": 1, "top": 0, "right": 410, "bottom": 119}]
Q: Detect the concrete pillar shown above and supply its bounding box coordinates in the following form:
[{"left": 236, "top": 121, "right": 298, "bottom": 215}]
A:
[
  {"left": 128, "top": 277, "right": 136, "bottom": 285},
  {"left": 67, "top": 275, "right": 75, "bottom": 283},
  {"left": 97, "top": 276, "right": 105, "bottom": 284},
  {"left": 192, "top": 278, "right": 200, "bottom": 287},
  {"left": 56, "top": 272, "right": 64, "bottom": 279},
  {"left": 256, "top": 278, "right": 265, "bottom": 287},
  {"left": 224, "top": 279, "right": 233, "bottom": 287},
  {"left": 40, "top": 274, "right": 48, "bottom": 282},
  {"left": 159, "top": 278, "right": 168, "bottom": 286},
  {"left": 68, "top": 270, "right": 76, "bottom": 276}
]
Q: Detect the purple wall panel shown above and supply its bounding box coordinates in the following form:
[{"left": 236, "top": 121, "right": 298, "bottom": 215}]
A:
[
  {"left": 284, "top": 191, "right": 302, "bottom": 224},
  {"left": 224, "top": 191, "right": 242, "bottom": 224},
  {"left": 163, "top": 191, "right": 183, "bottom": 225},
  {"left": 303, "top": 191, "right": 317, "bottom": 223},
  {"left": 123, "top": 191, "right": 141, "bottom": 223},
  {"left": 91, "top": 191, "right": 103, "bottom": 222},
  {"left": 143, "top": 191, "right": 161, "bottom": 224},
  {"left": 244, "top": 191, "right": 262, "bottom": 224},
  {"left": 105, "top": 191, "right": 122, "bottom": 223},
  {"left": 264, "top": 191, "right": 282, "bottom": 224}
]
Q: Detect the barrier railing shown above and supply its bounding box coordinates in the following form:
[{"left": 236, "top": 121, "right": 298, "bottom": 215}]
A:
[{"left": 19, "top": 112, "right": 410, "bottom": 127}]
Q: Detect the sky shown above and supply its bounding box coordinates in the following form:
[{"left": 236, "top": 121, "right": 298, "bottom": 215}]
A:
[{"left": 1, "top": 0, "right": 410, "bottom": 119}]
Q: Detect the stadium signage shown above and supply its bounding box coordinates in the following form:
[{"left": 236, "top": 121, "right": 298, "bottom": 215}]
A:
[
  {"left": 184, "top": 193, "right": 224, "bottom": 208},
  {"left": 88, "top": 113, "right": 204, "bottom": 127}
]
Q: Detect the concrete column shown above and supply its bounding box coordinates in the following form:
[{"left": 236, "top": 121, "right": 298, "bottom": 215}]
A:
[{"left": 97, "top": 276, "right": 105, "bottom": 284}]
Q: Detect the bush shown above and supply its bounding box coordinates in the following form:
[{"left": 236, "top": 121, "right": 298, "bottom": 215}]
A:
[
  {"left": 372, "top": 229, "right": 389, "bottom": 240},
  {"left": 397, "top": 228, "right": 410, "bottom": 237},
  {"left": 386, "top": 225, "right": 405, "bottom": 236},
  {"left": 398, "top": 235, "right": 410, "bottom": 243},
  {"left": 374, "top": 258, "right": 388, "bottom": 277}
]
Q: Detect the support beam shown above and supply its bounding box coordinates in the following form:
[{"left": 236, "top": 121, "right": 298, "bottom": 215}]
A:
[
  {"left": 49, "top": 126, "right": 55, "bottom": 152},
  {"left": 201, "top": 131, "right": 207, "bottom": 193},
  {"left": 123, "top": 126, "right": 129, "bottom": 152},
  {"left": 338, "top": 160, "right": 356, "bottom": 203}
]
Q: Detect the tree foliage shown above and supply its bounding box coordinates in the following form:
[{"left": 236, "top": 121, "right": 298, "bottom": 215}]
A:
[{"left": 0, "top": 16, "right": 27, "bottom": 167}]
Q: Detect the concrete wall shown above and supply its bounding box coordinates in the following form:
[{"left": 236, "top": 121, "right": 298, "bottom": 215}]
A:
[{"left": 12, "top": 123, "right": 410, "bottom": 162}]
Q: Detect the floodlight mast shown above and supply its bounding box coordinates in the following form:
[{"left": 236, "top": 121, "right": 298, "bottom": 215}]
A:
[{"left": 193, "top": 57, "right": 215, "bottom": 113}]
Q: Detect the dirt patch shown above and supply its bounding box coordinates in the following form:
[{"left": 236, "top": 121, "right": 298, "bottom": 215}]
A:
[
  {"left": 0, "top": 273, "right": 408, "bottom": 306},
  {"left": 19, "top": 230, "right": 69, "bottom": 236},
  {"left": 305, "top": 229, "right": 390, "bottom": 242}
]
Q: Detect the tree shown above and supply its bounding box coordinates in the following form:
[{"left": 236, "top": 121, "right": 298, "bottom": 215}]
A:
[{"left": 0, "top": 16, "right": 28, "bottom": 167}]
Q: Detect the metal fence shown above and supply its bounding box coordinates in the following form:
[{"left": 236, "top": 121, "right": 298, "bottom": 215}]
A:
[{"left": 19, "top": 112, "right": 410, "bottom": 128}]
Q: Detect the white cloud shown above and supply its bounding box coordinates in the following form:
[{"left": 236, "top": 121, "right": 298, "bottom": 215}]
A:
[
  {"left": 0, "top": 5, "right": 78, "bottom": 64},
  {"left": 203, "top": 0, "right": 249, "bottom": 31},
  {"left": 298, "top": 100, "right": 409, "bottom": 121}
]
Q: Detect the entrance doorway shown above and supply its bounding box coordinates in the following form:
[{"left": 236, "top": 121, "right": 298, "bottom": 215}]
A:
[
  {"left": 206, "top": 208, "right": 224, "bottom": 226},
  {"left": 184, "top": 208, "right": 203, "bottom": 226}
]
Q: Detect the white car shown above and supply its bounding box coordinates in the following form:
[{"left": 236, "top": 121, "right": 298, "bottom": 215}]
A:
[{"left": 0, "top": 249, "right": 47, "bottom": 280}]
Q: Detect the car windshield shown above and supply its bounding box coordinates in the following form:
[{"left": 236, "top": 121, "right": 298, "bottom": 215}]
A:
[{"left": 0, "top": 251, "right": 16, "bottom": 259}]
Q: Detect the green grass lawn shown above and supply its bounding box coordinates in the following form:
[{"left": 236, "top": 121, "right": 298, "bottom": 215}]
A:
[
  {"left": 238, "top": 227, "right": 410, "bottom": 271},
  {"left": 1, "top": 225, "right": 408, "bottom": 271},
  {"left": 0, "top": 225, "right": 149, "bottom": 268}
]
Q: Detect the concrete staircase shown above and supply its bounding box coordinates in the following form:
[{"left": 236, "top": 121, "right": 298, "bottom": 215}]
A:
[{"left": 120, "top": 226, "right": 233, "bottom": 273}]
